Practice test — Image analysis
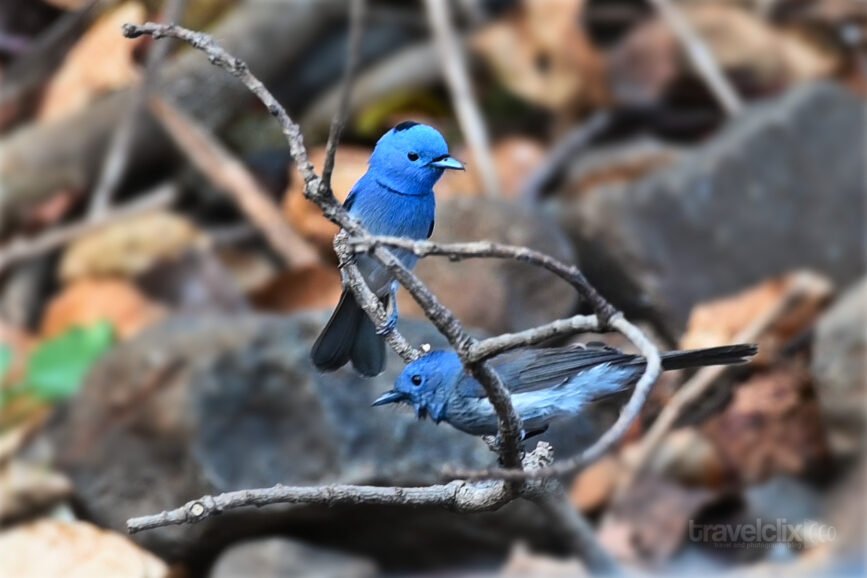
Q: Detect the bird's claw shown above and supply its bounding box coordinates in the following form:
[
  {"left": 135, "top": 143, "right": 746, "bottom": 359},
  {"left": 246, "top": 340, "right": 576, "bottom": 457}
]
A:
[{"left": 376, "top": 310, "right": 398, "bottom": 336}]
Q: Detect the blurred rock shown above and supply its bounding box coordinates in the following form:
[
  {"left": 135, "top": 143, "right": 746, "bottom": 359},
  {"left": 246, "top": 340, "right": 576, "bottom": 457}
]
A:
[
  {"left": 0, "top": 519, "right": 169, "bottom": 578},
  {"left": 401, "top": 198, "right": 577, "bottom": 335},
  {"left": 569, "top": 455, "right": 621, "bottom": 514},
  {"left": 501, "top": 543, "right": 586, "bottom": 577},
  {"left": 210, "top": 538, "right": 377, "bottom": 578},
  {"left": 811, "top": 277, "right": 866, "bottom": 459},
  {"left": 559, "top": 82, "right": 865, "bottom": 333},
  {"left": 48, "top": 313, "right": 554, "bottom": 568}
]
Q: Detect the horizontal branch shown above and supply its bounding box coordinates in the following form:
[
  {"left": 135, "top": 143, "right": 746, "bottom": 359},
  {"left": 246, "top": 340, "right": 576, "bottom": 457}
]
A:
[
  {"left": 348, "top": 236, "right": 618, "bottom": 324},
  {"left": 469, "top": 314, "right": 600, "bottom": 362},
  {"left": 127, "top": 479, "right": 512, "bottom": 534}
]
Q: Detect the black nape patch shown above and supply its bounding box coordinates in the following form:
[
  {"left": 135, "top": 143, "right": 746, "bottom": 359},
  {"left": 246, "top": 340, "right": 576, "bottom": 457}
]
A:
[{"left": 394, "top": 121, "right": 419, "bottom": 132}]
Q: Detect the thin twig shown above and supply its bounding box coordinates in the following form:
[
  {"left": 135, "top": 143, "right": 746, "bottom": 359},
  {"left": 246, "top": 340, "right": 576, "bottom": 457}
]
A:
[
  {"left": 148, "top": 95, "right": 319, "bottom": 268},
  {"left": 423, "top": 0, "right": 500, "bottom": 197},
  {"left": 88, "top": 0, "right": 188, "bottom": 218},
  {"left": 320, "top": 0, "right": 366, "bottom": 194},
  {"left": 0, "top": 184, "right": 176, "bottom": 275},
  {"left": 519, "top": 111, "right": 611, "bottom": 201},
  {"left": 348, "top": 236, "right": 619, "bottom": 325},
  {"left": 646, "top": 0, "right": 743, "bottom": 116}
]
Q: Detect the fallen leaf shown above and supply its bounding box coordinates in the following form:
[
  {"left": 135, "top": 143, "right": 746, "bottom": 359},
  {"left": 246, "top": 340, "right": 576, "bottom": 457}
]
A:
[
  {"left": 598, "top": 474, "right": 721, "bottom": 565},
  {"left": 23, "top": 322, "right": 115, "bottom": 402},
  {"left": 608, "top": 3, "right": 835, "bottom": 106},
  {"left": 681, "top": 271, "right": 833, "bottom": 365},
  {"left": 41, "top": 279, "right": 167, "bottom": 340},
  {"left": 702, "top": 364, "right": 830, "bottom": 484},
  {"left": 569, "top": 454, "right": 622, "bottom": 513},
  {"left": 471, "top": 0, "right": 608, "bottom": 112},
  {"left": 0, "top": 461, "right": 72, "bottom": 523},
  {"left": 0, "top": 519, "right": 169, "bottom": 578},
  {"left": 283, "top": 147, "right": 366, "bottom": 252},
  {"left": 252, "top": 263, "right": 343, "bottom": 313},
  {"left": 38, "top": 2, "right": 147, "bottom": 122},
  {"left": 60, "top": 211, "right": 209, "bottom": 282}
]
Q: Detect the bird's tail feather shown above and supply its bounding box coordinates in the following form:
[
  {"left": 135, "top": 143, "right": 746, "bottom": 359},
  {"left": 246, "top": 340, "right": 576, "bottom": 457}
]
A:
[
  {"left": 311, "top": 289, "right": 386, "bottom": 377},
  {"left": 350, "top": 313, "right": 386, "bottom": 377},
  {"left": 660, "top": 344, "right": 758, "bottom": 371},
  {"left": 311, "top": 289, "right": 363, "bottom": 373}
]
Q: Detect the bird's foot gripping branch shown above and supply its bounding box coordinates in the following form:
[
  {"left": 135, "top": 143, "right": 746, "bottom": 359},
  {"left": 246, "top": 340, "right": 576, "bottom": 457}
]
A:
[{"left": 121, "top": 15, "right": 663, "bottom": 574}]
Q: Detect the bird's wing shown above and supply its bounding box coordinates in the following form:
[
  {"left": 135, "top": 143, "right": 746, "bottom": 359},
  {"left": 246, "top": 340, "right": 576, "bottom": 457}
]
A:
[{"left": 457, "top": 345, "right": 641, "bottom": 398}]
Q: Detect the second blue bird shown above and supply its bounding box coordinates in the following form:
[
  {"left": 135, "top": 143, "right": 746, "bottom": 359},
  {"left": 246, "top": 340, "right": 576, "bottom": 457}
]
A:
[
  {"left": 311, "top": 122, "right": 464, "bottom": 377},
  {"left": 373, "top": 343, "right": 757, "bottom": 437}
]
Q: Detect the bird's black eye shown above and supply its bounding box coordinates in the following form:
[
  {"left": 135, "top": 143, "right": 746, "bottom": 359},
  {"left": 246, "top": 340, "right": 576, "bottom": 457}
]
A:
[
  {"left": 411, "top": 374, "right": 422, "bottom": 386},
  {"left": 407, "top": 152, "right": 419, "bottom": 162}
]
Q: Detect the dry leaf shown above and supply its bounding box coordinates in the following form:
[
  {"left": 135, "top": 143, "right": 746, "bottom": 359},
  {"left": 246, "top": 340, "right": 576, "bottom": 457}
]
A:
[
  {"left": 0, "top": 461, "right": 72, "bottom": 523},
  {"left": 41, "top": 279, "right": 167, "bottom": 340},
  {"left": 609, "top": 3, "right": 835, "bottom": 105},
  {"left": 283, "top": 147, "right": 367, "bottom": 252},
  {"left": 60, "top": 211, "right": 208, "bottom": 282},
  {"left": 472, "top": 0, "right": 607, "bottom": 112},
  {"left": 569, "top": 454, "right": 622, "bottom": 513},
  {"left": 599, "top": 475, "right": 720, "bottom": 565},
  {"left": 681, "top": 271, "right": 833, "bottom": 365},
  {"left": 39, "top": 2, "right": 146, "bottom": 122},
  {"left": 702, "top": 364, "right": 830, "bottom": 484},
  {"left": 252, "top": 264, "right": 342, "bottom": 313},
  {"left": 0, "top": 519, "right": 169, "bottom": 578}
]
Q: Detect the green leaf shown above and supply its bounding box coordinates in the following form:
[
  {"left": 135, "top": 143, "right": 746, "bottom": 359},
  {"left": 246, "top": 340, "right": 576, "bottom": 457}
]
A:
[
  {"left": 0, "top": 345, "right": 11, "bottom": 384},
  {"left": 23, "top": 322, "right": 115, "bottom": 402}
]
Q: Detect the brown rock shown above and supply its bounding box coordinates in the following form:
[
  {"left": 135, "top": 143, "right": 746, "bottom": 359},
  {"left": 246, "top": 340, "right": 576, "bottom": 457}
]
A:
[{"left": 0, "top": 520, "right": 168, "bottom": 578}]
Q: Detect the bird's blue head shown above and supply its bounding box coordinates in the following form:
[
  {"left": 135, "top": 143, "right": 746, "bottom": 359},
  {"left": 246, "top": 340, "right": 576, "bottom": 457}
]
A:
[
  {"left": 368, "top": 122, "right": 464, "bottom": 194},
  {"left": 372, "top": 350, "right": 462, "bottom": 423}
]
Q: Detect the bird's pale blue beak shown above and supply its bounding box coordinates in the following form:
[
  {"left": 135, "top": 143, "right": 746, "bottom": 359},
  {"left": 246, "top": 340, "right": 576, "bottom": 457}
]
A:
[
  {"left": 429, "top": 155, "right": 465, "bottom": 170},
  {"left": 372, "top": 390, "right": 405, "bottom": 406}
]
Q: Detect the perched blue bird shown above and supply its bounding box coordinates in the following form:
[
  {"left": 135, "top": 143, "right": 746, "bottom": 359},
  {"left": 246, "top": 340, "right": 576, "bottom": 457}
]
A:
[
  {"left": 373, "top": 343, "right": 757, "bottom": 437},
  {"left": 311, "top": 122, "right": 464, "bottom": 376}
]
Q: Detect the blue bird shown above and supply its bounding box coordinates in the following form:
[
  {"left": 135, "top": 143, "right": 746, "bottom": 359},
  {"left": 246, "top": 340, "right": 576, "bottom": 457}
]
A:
[
  {"left": 311, "top": 122, "right": 464, "bottom": 377},
  {"left": 372, "top": 343, "right": 757, "bottom": 437}
]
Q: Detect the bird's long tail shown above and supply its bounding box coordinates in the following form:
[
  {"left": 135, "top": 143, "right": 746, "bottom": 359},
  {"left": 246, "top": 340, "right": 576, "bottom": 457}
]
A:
[
  {"left": 311, "top": 289, "right": 385, "bottom": 377},
  {"left": 660, "top": 344, "right": 758, "bottom": 371}
]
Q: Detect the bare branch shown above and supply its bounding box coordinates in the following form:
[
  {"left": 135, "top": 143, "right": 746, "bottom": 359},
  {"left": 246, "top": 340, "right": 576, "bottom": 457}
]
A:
[
  {"left": 0, "top": 183, "right": 176, "bottom": 275},
  {"left": 320, "top": 0, "right": 366, "bottom": 194},
  {"left": 470, "top": 314, "right": 600, "bottom": 362},
  {"left": 423, "top": 0, "right": 500, "bottom": 197},
  {"left": 646, "top": 0, "right": 743, "bottom": 116},
  {"left": 127, "top": 442, "right": 556, "bottom": 535},
  {"left": 127, "top": 480, "right": 511, "bottom": 534},
  {"left": 121, "top": 22, "right": 321, "bottom": 193},
  {"left": 348, "top": 235, "right": 619, "bottom": 324},
  {"left": 333, "top": 232, "right": 421, "bottom": 363}
]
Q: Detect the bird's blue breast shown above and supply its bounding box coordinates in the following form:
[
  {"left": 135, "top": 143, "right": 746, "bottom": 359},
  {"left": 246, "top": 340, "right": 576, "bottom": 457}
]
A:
[{"left": 347, "top": 174, "right": 436, "bottom": 269}]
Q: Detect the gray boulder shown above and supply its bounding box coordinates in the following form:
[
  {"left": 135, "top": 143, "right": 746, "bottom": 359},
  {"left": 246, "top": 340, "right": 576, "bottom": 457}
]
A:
[
  {"left": 557, "top": 82, "right": 865, "bottom": 334},
  {"left": 49, "top": 313, "right": 553, "bottom": 568}
]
